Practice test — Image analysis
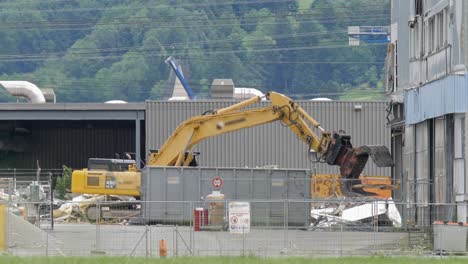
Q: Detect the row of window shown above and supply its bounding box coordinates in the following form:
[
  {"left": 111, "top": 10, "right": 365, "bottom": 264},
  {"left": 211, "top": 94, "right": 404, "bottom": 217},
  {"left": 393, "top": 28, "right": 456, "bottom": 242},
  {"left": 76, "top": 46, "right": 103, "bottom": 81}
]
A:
[{"left": 409, "top": 7, "right": 447, "bottom": 59}]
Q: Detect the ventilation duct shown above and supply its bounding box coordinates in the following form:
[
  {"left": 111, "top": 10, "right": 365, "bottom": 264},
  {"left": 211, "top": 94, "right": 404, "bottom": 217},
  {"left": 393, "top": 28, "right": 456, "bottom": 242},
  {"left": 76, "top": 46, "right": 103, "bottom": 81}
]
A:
[
  {"left": 234, "top": 87, "right": 265, "bottom": 100},
  {"left": 0, "top": 81, "right": 46, "bottom": 103}
]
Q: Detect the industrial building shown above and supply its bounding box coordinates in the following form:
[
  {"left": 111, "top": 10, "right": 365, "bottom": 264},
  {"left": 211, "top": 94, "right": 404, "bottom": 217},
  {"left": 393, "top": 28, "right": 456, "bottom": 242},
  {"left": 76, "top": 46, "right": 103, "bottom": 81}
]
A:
[
  {"left": 387, "top": 0, "right": 468, "bottom": 224},
  {"left": 0, "top": 102, "right": 145, "bottom": 170}
]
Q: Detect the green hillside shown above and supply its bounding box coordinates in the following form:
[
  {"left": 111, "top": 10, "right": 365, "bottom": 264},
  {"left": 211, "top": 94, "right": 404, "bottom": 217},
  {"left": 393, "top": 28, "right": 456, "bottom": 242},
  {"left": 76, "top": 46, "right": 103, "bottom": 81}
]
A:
[{"left": 0, "top": 0, "right": 390, "bottom": 102}]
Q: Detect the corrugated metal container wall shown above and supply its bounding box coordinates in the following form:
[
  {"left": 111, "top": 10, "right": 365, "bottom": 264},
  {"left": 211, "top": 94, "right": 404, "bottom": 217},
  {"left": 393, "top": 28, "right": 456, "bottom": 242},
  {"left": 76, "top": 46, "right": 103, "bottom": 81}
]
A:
[
  {"left": 146, "top": 100, "right": 391, "bottom": 176},
  {"left": 1, "top": 121, "right": 135, "bottom": 169},
  {"left": 141, "top": 166, "right": 311, "bottom": 226}
]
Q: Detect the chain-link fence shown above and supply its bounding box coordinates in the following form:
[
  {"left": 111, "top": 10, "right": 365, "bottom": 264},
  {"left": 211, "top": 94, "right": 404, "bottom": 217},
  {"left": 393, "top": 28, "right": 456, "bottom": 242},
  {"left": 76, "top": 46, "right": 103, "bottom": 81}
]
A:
[{"left": 1, "top": 198, "right": 467, "bottom": 257}]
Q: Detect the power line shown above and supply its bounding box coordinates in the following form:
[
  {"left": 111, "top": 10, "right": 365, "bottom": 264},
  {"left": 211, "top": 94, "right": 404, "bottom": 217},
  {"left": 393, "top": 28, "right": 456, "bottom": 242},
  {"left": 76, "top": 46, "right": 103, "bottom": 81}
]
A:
[
  {"left": 0, "top": 6, "right": 389, "bottom": 24},
  {"left": 190, "top": 59, "right": 385, "bottom": 65},
  {"left": 0, "top": 1, "right": 389, "bottom": 14},
  {"left": 0, "top": 30, "right": 350, "bottom": 58},
  {"left": 0, "top": 42, "right": 387, "bottom": 62},
  {"left": 0, "top": 15, "right": 389, "bottom": 31},
  {"left": 17, "top": 68, "right": 386, "bottom": 89}
]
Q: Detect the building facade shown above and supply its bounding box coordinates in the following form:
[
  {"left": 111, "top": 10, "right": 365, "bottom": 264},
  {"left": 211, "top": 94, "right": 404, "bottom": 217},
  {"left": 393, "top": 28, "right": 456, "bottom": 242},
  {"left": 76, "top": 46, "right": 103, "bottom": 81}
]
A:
[{"left": 388, "top": 0, "right": 468, "bottom": 225}]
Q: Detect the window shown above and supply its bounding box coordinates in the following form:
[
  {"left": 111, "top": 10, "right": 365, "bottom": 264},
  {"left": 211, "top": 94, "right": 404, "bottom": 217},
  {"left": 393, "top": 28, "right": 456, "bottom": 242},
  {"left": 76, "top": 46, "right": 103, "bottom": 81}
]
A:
[
  {"left": 415, "top": 0, "right": 423, "bottom": 16},
  {"left": 428, "top": 17, "right": 435, "bottom": 53},
  {"left": 87, "top": 176, "right": 100, "bottom": 186},
  {"left": 436, "top": 9, "right": 446, "bottom": 49},
  {"left": 424, "top": 9, "right": 447, "bottom": 54},
  {"left": 410, "top": 22, "right": 420, "bottom": 59}
]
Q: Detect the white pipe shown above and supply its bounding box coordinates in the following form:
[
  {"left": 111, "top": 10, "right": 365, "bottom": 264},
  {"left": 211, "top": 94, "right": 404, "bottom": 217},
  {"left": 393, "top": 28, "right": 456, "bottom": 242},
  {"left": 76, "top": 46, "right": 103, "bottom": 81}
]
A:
[
  {"left": 0, "top": 81, "right": 46, "bottom": 103},
  {"left": 234, "top": 88, "right": 266, "bottom": 100},
  {"left": 105, "top": 100, "right": 128, "bottom": 104}
]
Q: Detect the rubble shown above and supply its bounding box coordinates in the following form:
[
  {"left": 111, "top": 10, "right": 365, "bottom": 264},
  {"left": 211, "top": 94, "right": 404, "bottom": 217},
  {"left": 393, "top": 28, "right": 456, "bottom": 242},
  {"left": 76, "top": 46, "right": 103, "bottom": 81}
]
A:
[
  {"left": 1, "top": 180, "right": 136, "bottom": 223},
  {"left": 310, "top": 198, "right": 402, "bottom": 229},
  {"left": 52, "top": 194, "right": 137, "bottom": 223}
]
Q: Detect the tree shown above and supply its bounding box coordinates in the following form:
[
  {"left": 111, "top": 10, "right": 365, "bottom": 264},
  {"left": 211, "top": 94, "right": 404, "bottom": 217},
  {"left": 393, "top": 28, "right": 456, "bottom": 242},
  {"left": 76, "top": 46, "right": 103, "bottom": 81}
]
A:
[{"left": 55, "top": 165, "right": 72, "bottom": 199}]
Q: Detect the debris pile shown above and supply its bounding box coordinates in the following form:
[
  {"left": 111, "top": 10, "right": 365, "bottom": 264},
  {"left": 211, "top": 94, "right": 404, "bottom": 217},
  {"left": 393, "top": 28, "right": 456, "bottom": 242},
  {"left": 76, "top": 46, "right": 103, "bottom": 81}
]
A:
[
  {"left": 1, "top": 179, "right": 137, "bottom": 224},
  {"left": 310, "top": 198, "right": 402, "bottom": 229},
  {"left": 0, "top": 181, "right": 50, "bottom": 222},
  {"left": 52, "top": 194, "right": 138, "bottom": 223}
]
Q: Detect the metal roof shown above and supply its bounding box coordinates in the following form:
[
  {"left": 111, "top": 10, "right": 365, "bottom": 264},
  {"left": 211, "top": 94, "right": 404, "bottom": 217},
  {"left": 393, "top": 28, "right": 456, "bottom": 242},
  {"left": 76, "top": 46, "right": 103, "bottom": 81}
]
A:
[{"left": 0, "top": 103, "right": 145, "bottom": 120}]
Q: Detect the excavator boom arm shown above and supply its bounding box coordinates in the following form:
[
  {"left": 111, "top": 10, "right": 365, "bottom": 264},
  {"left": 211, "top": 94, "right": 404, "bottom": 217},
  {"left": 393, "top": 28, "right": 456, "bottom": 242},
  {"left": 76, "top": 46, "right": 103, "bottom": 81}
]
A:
[
  {"left": 149, "top": 106, "right": 280, "bottom": 165},
  {"left": 148, "top": 92, "right": 331, "bottom": 166}
]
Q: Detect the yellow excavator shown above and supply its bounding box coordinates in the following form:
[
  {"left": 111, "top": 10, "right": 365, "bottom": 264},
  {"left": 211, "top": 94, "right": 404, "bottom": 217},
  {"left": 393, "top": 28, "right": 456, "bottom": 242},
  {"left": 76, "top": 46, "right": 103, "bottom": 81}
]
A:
[{"left": 72, "top": 91, "right": 393, "bottom": 204}]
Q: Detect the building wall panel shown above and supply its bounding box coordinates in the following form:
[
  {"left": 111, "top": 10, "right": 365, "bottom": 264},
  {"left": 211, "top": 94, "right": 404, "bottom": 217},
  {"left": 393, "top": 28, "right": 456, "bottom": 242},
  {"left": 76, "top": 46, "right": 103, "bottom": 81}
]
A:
[
  {"left": 434, "top": 117, "right": 447, "bottom": 203},
  {"left": 415, "top": 121, "right": 429, "bottom": 206},
  {"left": 0, "top": 120, "right": 135, "bottom": 169},
  {"left": 405, "top": 75, "right": 468, "bottom": 124}
]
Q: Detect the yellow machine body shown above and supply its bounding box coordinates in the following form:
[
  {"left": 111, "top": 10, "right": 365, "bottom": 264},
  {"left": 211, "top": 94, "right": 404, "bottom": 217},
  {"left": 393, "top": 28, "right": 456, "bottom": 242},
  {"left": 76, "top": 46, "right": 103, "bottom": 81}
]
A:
[
  {"left": 311, "top": 174, "right": 397, "bottom": 199},
  {"left": 71, "top": 169, "right": 141, "bottom": 197}
]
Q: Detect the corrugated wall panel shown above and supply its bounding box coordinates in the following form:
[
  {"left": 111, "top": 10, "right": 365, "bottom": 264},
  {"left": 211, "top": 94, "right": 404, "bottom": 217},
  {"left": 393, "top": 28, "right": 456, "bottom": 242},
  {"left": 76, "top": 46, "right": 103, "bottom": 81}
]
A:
[
  {"left": 146, "top": 100, "right": 391, "bottom": 176},
  {"left": 415, "top": 121, "right": 429, "bottom": 206},
  {"left": 405, "top": 75, "right": 468, "bottom": 124},
  {"left": 434, "top": 118, "right": 447, "bottom": 203},
  {"left": 0, "top": 121, "right": 135, "bottom": 169}
]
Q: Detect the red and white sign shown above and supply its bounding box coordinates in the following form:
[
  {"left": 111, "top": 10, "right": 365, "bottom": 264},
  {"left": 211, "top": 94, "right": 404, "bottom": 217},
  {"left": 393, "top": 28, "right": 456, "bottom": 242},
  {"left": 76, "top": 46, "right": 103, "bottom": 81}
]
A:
[
  {"left": 211, "top": 177, "right": 223, "bottom": 188},
  {"left": 228, "top": 202, "right": 250, "bottom": 234},
  {"left": 229, "top": 215, "right": 239, "bottom": 224}
]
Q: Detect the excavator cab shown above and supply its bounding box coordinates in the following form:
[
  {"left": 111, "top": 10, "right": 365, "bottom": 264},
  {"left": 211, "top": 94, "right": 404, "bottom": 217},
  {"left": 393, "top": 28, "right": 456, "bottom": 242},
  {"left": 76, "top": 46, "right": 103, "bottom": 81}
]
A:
[{"left": 87, "top": 158, "right": 137, "bottom": 172}]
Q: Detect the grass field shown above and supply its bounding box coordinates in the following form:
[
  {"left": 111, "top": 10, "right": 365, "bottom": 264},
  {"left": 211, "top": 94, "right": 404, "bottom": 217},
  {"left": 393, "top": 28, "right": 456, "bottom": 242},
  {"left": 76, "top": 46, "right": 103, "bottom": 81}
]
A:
[{"left": 0, "top": 257, "right": 467, "bottom": 264}]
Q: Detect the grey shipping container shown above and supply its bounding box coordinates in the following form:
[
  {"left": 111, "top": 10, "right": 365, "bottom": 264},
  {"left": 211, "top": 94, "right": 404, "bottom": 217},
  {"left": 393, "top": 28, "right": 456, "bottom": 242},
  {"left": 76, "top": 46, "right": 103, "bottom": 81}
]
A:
[{"left": 141, "top": 166, "right": 311, "bottom": 227}]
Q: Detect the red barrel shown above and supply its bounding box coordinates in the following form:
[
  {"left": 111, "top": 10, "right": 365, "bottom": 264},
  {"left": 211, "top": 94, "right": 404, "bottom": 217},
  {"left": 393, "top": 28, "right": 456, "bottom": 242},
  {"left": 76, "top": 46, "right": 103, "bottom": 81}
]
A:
[{"left": 194, "top": 208, "right": 208, "bottom": 231}]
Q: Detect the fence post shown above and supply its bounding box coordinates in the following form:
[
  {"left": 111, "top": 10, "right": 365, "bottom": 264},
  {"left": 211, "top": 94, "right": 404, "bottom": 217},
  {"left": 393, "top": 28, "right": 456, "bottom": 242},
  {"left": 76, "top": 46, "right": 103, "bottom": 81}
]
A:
[
  {"left": 13, "top": 168, "right": 16, "bottom": 191},
  {"left": 46, "top": 229, "right": 49, "bottom": 256},
  {"left": 8, "top": 178, "right": 12, "bottom": 203},
  {"left": 175, "top": 225, "right": 178, "bottom": 257},
  {"left": 190, "top": 201, "right": 194, "bottom": 256},
  {"left": 242, "top": 225, "right": 246, "bottom": 257},
  {"left": 373, "top": 201, "right": 377, "bottom": 253},
  {"left": 49, "top": 172, "right": 54, "bottom": 231},
  {"left": 145, "top": 224, "right": 149, "bottom": 258},
  {"left": 283, "top": 200, "right": 288, "bottom": 254},
  {"left": 95, "top": 199, "right": 101, "bottom": 252},
  {"left": 340, "top": 223, "right": 343, "bottom": 256}
]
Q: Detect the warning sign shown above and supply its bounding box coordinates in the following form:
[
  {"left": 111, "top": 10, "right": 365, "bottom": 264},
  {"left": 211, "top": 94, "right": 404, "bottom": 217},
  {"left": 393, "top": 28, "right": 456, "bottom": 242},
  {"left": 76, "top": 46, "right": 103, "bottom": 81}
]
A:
[
  {"left": 230, "top": 215, "right": 238, "bottom": 224},
  {"left": 228, "top": 202, "right": 250, "bottom": 234},
  {"left": 211, "top": 177, "right": 223, "bottom": 188}
]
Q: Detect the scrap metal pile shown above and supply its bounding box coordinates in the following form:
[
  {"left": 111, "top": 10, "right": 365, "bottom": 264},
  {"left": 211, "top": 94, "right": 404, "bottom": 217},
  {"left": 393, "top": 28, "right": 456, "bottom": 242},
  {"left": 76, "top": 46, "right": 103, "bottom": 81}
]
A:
[
  {"left": 0, "top": 179, "right": 137, "bottom": 224},
  {"left": 310, "top": 174, "right": 402, "bottom": 229},
  {"left": 0, "top": 180, "right": 48, "bottom": 222},
  {"left": 310, "top": 198, "right": 402, "bottom": 230}
]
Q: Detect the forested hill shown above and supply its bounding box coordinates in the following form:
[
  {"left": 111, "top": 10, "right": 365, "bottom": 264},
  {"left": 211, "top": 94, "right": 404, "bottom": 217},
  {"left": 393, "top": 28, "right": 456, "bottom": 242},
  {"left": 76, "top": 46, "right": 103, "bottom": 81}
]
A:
[{"left": 0, "top": 0, "right": 390, "bottom": 103}]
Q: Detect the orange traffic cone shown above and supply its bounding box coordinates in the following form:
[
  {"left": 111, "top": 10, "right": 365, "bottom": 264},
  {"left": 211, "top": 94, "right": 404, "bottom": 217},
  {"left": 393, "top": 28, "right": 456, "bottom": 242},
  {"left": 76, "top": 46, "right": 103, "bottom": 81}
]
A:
[{"left": 159, "top": 239, "right": 167, "bottom": 258}]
